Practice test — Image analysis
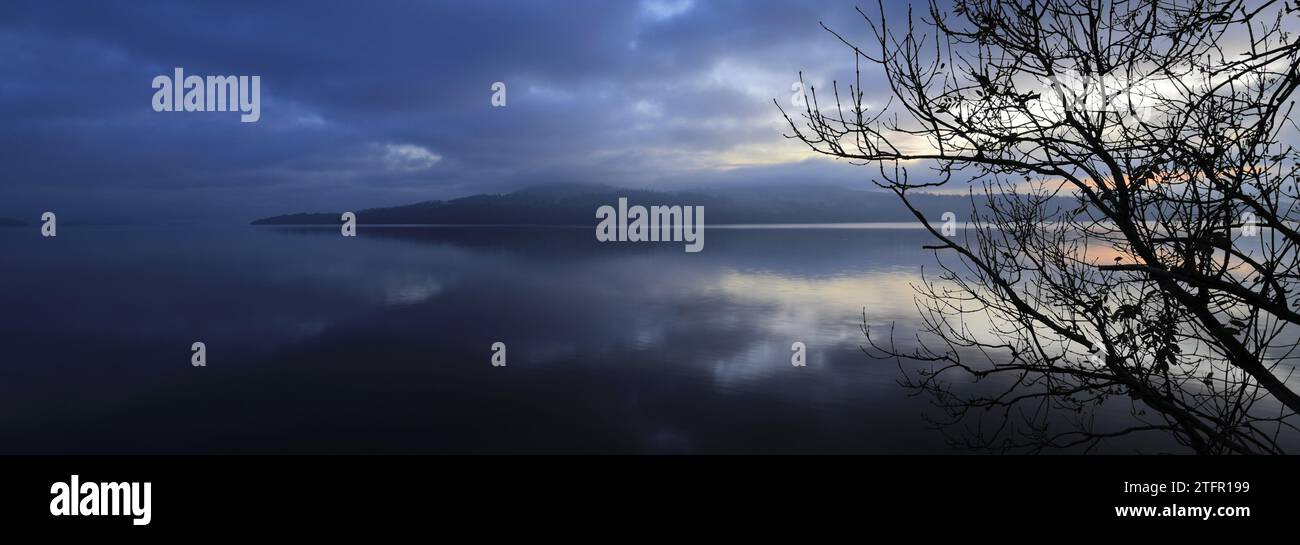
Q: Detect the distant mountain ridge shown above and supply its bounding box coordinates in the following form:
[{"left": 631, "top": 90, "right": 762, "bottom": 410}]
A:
[{"left": 251, "top": 183, "right": 1001, "bottom": 225}]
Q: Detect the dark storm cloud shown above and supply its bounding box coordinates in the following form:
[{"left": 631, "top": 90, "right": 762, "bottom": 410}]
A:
[{"left": 0, "top": 0, "right": 912, "bottom": 223}]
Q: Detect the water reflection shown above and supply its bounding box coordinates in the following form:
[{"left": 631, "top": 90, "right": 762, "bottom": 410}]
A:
[{"left": 0, "top": 225, "right": 1159, "bottom": 453}]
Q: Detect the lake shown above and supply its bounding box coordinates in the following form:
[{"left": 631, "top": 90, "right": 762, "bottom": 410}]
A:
[{"left": 0, "top": 224, "right": 1186, "bottom": 453}]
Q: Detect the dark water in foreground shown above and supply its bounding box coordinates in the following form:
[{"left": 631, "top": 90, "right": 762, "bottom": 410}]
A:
[{"left": 0, "top": 225, "right": 1177, "bottom": 453}]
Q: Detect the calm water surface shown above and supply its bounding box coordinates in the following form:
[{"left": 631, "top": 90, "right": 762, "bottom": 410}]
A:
[{"left": 0, "top": 225, "right": 1178, "bottom": 453}]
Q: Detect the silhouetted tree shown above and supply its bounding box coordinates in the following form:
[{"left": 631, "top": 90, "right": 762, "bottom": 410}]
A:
[{"left": 782, "top": 0, "right": 1300, "bottom": 453}]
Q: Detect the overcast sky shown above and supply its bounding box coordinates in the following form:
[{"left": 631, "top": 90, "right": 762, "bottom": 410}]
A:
[{"left": 0, "top": 0, "right": 925, "bottom": 223}]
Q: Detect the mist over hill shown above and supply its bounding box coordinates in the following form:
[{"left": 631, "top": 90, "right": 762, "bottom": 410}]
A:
[{"left": 251, "top": 184, "right": 1012, "bottom": 226}]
